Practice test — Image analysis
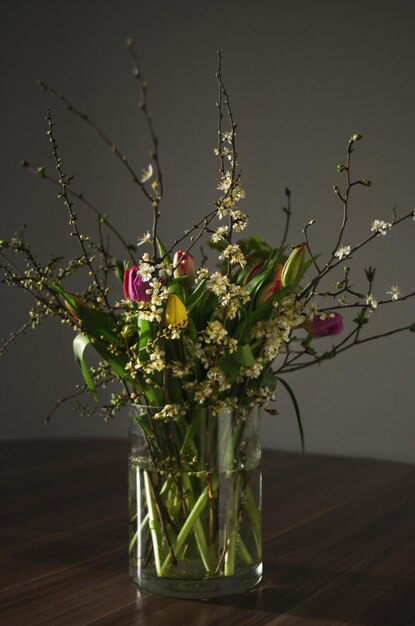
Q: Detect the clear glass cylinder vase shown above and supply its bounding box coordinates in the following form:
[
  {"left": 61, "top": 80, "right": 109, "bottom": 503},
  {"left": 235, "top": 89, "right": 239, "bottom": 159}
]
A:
[{"left": 128, "top": 404, "right": 262, "bottom": 599}]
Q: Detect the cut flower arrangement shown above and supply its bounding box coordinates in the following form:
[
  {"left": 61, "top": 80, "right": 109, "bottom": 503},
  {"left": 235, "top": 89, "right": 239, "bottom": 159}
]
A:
[{"left": 1, "top": 43, "right": 414, "bottom": 599}]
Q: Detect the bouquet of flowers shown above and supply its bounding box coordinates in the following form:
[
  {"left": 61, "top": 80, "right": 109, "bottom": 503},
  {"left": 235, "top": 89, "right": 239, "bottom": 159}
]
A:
[{"left": 1, "top": 43, "right": 414, "bottom": 598}]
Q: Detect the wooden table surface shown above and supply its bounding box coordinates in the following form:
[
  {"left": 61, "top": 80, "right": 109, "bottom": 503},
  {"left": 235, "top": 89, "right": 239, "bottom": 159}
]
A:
[{"left": 0, "top": 440, "right": 414, "bottom": 626}]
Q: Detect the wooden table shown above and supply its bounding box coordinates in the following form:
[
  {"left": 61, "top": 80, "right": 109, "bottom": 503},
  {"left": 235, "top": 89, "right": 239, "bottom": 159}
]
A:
[{"left": 0, "top": 440, "right": 414, "bottom": 625}]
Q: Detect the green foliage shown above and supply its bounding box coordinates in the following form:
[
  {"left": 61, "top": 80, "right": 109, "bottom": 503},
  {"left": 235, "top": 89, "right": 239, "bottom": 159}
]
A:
[
  {"left": 73, "top": 333, "right": 98, "bottom": 400},
  {"left": 52, "top": 283, "right": 121, "bottom": 344}
]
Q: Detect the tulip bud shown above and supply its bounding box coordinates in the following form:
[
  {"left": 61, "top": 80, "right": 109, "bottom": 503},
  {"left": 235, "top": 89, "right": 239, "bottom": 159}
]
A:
[
  {"left": 256, "top": 263, "right": 283, "bottom": 306},
  {"left": 165, "top": 294, "right": 188, "bottom": 328},
  {"left": 173, "top": 250, "right": 197, "bottom": 285},
  {"left": 244, "top": 262, "right": 263, "bottom": 285},
  {"left": 281, "top": 245, "right": 305, "bottom": 287},
  {"left": 123, "top": 266, "right": 151, "bottom": 302},
  {"left": 306, "top": 312, "right": 344, "bottom": 338}
]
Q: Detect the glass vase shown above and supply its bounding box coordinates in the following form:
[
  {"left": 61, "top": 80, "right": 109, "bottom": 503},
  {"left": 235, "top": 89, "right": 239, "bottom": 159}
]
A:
[{"left": 128, "top": 405, "right": 262, "bottom": 599}]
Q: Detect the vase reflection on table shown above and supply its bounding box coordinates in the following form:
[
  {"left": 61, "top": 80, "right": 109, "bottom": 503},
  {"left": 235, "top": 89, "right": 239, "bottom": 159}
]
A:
[{"left": 128, "top": 405, "right": 262, "bottom": 599}]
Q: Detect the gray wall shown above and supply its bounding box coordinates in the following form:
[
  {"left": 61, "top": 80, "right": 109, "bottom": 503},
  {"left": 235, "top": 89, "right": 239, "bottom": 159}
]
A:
[{"left": 1, "top": 1, "right": 414, "bottom": 462}]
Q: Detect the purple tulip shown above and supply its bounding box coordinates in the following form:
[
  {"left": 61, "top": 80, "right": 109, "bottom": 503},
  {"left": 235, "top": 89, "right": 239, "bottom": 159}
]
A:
[
  {"left": 307, "top": 312, "right": 344, "bottom": 338},
  {"left": 123, "top": 266, "right": 151, "bottom": 302}
]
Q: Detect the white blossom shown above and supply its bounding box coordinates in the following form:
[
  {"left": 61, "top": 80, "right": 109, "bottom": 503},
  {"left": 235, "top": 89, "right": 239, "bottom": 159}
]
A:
[
  {"left": 210, "top": 226, "right": 228, "bottom": 243},
  {"left": 137, "top": 262, "right": 155, "bottom": 281},
  {"left": 204, "top": 320, "right": 228, "bottom": 344},
  {"left": 140, "top": 164, "right": 153, "bottom": 183},
  {"left": 219, "top": 243, "right": 246, "bottom": 267},
  {"left": 137, "top": 231, "right": 152, "bottom": 247},
  {"left": 207, "top": 272, "right": 230, "bottom": 296},
  {"left": 335, "top": 245, "right": 351, "bottom": 260},
  {"left": 387, "top": 285, "right": 401, "bottom": 301},
  {"left": 371, "top": 220, "right": 392, "bottom": 236},
  {"left": 366, "top": 294, "right": 378, "bottom": 310}
]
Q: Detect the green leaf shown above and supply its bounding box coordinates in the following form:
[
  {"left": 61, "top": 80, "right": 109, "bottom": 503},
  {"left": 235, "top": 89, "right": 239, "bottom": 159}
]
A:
[
  {"left": 234, "top": 344, "right": 255, "bottom": 367},
  {"left": 167, "top": 280, "right": 186, "bottom": 301},
  {"left": 168, "top": 376, "right": 183, "bottom": 403},
  {"left": 187, "top": 318, "right": 198, "bottom": 341},
  {"left": 244, "top": 268, "right": 272, "bottom": 296},
  {"left": 138, "top": 318, "right": 152, "bottom": 350},
  {"left": 276, "top": 376, "right": 305, "bottom": 452},
  {"left": 193, "top": 290, "right": 218, "bottom": 329},
  {"left": 301, "top": 334, "right": 316, "bottom": 355},
  {"left": 410, "top": 323, "right": 415, "bottom": 333},
  {"left": 113, "top": 258, "right": 126, "bottom": 283},
  {"left": 187, "top": 279, "right": 206, "bottom": 312},
  {"left": 232, "top": 307, "right": 248, "bottom": 342},
  {"left": 156, "top": 236, "right": 171, "bottom": 264},
  {"left": 140, "top": 379, "right": 164, "bottom": 406},
  {"left": 251, "top": 285, "right": 291, "bottom": 323},
  {"left": 218, "top": 353, "right": 240, "bottom": 382},
  {"left": 93, "top": 340, "right": 131, "bottom": 381},
  {"left": 354, "top": 309, "right": 369, "bottom": 327},
  {"left": 52, "top": 283, "right": 121, "bottom": 344},
  {"left": 261, "top": 370, "right": 277, "bottom": 391},
  {"left": 73, "top": 333, "right": 97, "bottom": 400}
]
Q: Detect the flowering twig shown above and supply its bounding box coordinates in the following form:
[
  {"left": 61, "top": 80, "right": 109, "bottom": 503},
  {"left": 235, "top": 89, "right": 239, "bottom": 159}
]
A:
[
  {"left": 21, "top": 161, "right": 136, "bottom": 263},
  {"left": 323, "top": 289, "right": 415, "bottom": 311},
  {"left": 279, "top": 323, "right": 413, "bottom": 374},
  {"left": 0, "top": 320, "right": 32, "bottom": 356},
  {"left": 126, "top": 39, "right": 163, "bottom": 259},
  {"left": 300, "top": 208, "right": 415, "bottom": 300},
  {"left": 38, "top": 81, "right": 155, "bottom": 205},
  {"left": 303, "top": 219, "right": 321, "bottom": 273},
  {"left": 46, "top": 110, "right": 114, "bottom": 314}
]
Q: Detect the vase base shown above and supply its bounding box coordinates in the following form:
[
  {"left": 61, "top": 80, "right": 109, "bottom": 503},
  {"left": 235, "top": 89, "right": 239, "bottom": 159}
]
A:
[{"left": 132, "top": 563, "right": 262, "bottom": 599}]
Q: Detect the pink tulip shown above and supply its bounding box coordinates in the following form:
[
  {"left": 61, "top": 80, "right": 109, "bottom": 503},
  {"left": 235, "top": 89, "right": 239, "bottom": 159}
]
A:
[
  {"left": 256, "top": 263, "right": 283, "bottom": 306},
  {"left": 307, "top": 312, "right": 344, "bottom": 338},
  {"left": 123, "top": 266, "right": 151, "bottom": 302},
  {"left": 173, "top": 250, "right": 196, "bottom": 284}
]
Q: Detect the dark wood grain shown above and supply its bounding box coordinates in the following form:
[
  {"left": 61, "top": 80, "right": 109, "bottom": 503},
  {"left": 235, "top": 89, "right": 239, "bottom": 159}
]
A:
[{"left": 0, "top": 440, "right": 414, "bottom": 626}]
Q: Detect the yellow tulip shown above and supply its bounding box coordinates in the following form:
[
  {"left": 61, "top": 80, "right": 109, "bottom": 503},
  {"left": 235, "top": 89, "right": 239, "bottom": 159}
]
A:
[{"left": 165, "top": 294, "right": 188, "bottom": 328}]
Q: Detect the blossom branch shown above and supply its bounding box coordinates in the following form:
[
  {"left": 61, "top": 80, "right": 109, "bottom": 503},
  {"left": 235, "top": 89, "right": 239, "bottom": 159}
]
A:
[
  {"left": 125, "top": 39, "right": 163, "bottom": 259},
  {"left": 300, "top": 208, "right": 415, "bottom": 299},
  {"left": 46, "top": 110, "right": 115, "bottom": 315},
  {"left": 38, "top": 81, "right": 155, "bottom": 205},
  {"left": 323, "top": 290, "right": 415, "bottom": 311},
  {"left": 21, "top": 161, "right": 136, "bottom": 263},
  {"left": 0, "top": 320, "right": 32, "bottom": 356},
  {"left": 279, "top": 323, "right": 414, "bottom": 374}
]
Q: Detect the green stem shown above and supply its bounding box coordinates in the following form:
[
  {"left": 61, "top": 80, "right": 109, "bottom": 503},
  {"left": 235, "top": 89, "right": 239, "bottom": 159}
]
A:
[
  {"left": 143, "top": 471, "right": 163, "bottom": 576},
  {"left": 160, "top": 486, "right": 209, "bottom": 576},
  {"left": 243, "top": 485, "right": 262, "bottom": 558},
  {"left": 181, "top": 473, "right": 215, "bottom": 573},
  {"left": 236, "top": 534, "right": 254, "bottom": 566},
  {"left": 224, "top": 474, "right": 241, "bottom": 576}
]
